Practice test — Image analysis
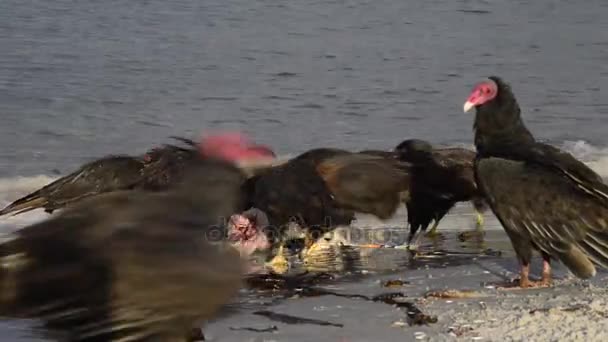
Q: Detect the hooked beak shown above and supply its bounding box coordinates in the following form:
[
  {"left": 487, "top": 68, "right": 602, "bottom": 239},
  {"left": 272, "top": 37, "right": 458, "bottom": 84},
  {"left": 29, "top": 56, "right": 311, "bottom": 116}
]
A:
[{"left": 463, "top": 100, "right": 475, "bottom": 113}]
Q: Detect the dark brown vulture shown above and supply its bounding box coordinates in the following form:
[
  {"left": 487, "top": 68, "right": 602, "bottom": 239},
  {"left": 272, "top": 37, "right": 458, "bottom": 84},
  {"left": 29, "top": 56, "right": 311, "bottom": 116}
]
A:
[
  {"left": 0, "top": 133, "right": 275, "bottom": 341},
  {"left": 464, "top": 76, "right": 608, "bottom": 287},
  {"left": 243, "top": 147, "right": 411, "bottom": 266},
  {"left": 0, "top": 135, "right": 275, "bottom": 217},
  {"left": 259, "top": 144, "right": 486, "bottom": 254},
  {"left": 0, "top": 155, "right": 146, "bottom": 216},
  {"left": 393, "top": 139, "right": 488, "bottom": 245}
]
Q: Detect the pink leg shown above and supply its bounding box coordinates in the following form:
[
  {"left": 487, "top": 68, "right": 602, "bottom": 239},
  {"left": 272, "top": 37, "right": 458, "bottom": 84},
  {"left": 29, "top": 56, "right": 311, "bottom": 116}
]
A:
[
  {"left": 518, "top": 263, "right": 531, "bottom": 288},
  {"left": 541, "top": 256, "right": 552, "bottom": 286},
  {"left": 494, "top": 257, "right": 553, "bottom": 290},
  {"left": 504, "top": 260, "right": 551, "bottom": 289}
]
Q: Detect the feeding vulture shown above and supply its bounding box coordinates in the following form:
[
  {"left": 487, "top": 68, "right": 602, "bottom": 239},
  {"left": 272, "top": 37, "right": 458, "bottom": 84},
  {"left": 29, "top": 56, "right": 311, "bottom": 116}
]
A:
[
  {"left": 0, "top": 135, "right": 275, "bottom": 217},
  {"left": 0, "top": 133, "right": 275, "bottom": 341},
  {"left": 464, "top": 76, "right": 608, "bottom": 287},
  {"left": 393, "top": 139, "right": 488, "bottom": 245},
  {"left": 254, "top": 143, "right": 487, "bottom": 256},
  {"left": 243, "top": 147, "right": 411, "bottom": 267}
]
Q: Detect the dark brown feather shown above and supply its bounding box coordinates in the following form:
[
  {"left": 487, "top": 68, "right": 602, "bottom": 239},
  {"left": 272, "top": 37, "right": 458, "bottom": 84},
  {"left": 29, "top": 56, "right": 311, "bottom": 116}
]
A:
[
  {"left": 0, "top": 137, "right": 205, "bottom": 218},
  {"left": 472, "top": 76, "right": 608, "bottom": 279},
  {"left": 0, "top": 159, "right": 246, "bottom": 341},
  {"left": 246, "top": 158, "right": 354, "bottom": 242},
  {"left": 316, "top": 154, "right": 410, "bottom": 220},
  {"left": 0, "top": 156, "right": 145, "bottom": 217},
  {"left": 246, "top": 148, "right": 411, "bottom": 246},
  {"left": 477, "top": 157, "right": 604, "bottom": 277},
  {"left": 138, "top": 137, "right": 202, "bottom": 191},
  {"left": 394, "top": 139, "right": 487, "bottom": 241}
]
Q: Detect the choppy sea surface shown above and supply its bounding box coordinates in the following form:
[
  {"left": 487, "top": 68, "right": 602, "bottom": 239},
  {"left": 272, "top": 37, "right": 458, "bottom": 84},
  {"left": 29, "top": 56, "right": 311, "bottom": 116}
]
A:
[{"left": 0, "top": 0, "right": 607, "bottom": 340}]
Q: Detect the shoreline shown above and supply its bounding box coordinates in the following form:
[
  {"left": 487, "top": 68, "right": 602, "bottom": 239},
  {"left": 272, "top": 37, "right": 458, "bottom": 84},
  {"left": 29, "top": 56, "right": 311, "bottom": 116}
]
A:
[{"left": 203, "top": 228, "right": 608, "bottom": 341}]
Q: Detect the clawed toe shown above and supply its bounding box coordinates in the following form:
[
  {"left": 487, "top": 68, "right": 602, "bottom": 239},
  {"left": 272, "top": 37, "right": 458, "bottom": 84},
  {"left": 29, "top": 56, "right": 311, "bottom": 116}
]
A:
[{"left": 491, "top": 277, "right": 552, "bottom": 290}]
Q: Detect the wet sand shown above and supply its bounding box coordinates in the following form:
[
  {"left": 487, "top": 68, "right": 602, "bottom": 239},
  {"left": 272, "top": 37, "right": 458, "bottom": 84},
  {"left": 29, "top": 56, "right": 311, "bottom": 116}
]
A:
[
  {"left": 1, "top": 205, "right": 607, "bottom": 341},
  {"left": 204, "top": 209, "right": 608, "bottom": 342}
]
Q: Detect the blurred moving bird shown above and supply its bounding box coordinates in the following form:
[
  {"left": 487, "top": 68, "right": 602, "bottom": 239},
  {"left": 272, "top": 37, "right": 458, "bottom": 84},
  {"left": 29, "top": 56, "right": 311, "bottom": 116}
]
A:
[
  {"left": 0, "top": 133, "right": 275, "bottom": 341},
  {"left": 0, "top": 155, "right": 146, "bottom": 216},
  {"left": 0, "top": 135, "right": 275, "bottom": 217},
  {"left": 393, "top": 139, "right": 488, "bottom": 246},
  {"left": 464, "top": 76, "right": 608, "bottom": 288}
]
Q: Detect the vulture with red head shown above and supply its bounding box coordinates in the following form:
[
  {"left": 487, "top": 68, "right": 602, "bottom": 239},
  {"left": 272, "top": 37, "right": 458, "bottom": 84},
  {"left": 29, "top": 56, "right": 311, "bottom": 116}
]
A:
[
  {"left": 249, "top": 142, "right": 489, "bottom": 258},
  {"left": 0, "top": 135, "right": 274, "bottom": 217},
  {"left": 0, "top": 133, "right": 274, "bottom": 341},
  {"left": 464, "top": 76, "right": 608, "bottom": 287},
  {"left": 243, "top": 147, "right": 411, "bottom": 263}
]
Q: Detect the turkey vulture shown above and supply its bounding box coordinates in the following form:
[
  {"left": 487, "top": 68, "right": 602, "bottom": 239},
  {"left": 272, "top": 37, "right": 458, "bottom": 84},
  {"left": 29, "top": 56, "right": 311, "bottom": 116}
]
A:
[
  {"left": 464, "top": 76, "right": 608, "bottom": 287},
  {"left": 243, "top": 147, "right": 411, "bottom": 267},
  {"left": 0, "top": 133, "right": 275, "bottom": 341},
  {"left": 393, "top": 139, "right": 488, "bottom": 245},
  {"left": 0, "top": 155, "right": 146, "bottom": 216},
  {"left": 250, "top": 143, "right": 483, "bottom": 260},
  {"left": 0, "top": 135, "right": 275, "bottom": 217}
]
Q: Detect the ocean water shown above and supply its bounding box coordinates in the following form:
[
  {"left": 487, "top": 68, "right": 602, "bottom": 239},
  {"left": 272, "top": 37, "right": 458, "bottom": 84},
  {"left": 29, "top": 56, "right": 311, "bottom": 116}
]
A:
[{"left": 0, "top": 0, "right": 607, "bottom": 340}]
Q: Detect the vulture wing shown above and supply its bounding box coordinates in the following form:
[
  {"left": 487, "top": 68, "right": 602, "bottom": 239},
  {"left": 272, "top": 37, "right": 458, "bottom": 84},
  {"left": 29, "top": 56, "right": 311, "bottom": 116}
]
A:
[
  {"left": 476, "top": 156, "right": 608, "bottom": 278},
  {"left": 247, "top": 158, "right": 354, "bottom": 234},
  {"left": 316, "top": 154, "right": 411, "bottom": 220},
  {"left": 0, "top": 156, "right": 145, "bottom": 217},
  {"left": 0, "top": 161, "right": 246, "bottom": 341}
]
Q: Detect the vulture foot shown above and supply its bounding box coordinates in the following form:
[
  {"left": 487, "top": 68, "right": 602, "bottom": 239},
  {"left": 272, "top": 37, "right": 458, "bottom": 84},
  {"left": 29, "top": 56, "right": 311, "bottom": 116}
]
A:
[
  {"left": 475, "top": 212, "right": 485, "bottom": 229},
  {"left": 495, "top": 278, "right": 551, "bottom": 289},
  {"left": 495, "top": 260, "right": 553, "bottom": 289}
]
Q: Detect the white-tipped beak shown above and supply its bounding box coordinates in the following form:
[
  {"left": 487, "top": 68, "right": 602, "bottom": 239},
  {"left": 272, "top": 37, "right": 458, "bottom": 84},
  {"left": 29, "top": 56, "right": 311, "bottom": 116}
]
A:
[{"left": 463, "top": 101, "right": 475, "bottom": 113}]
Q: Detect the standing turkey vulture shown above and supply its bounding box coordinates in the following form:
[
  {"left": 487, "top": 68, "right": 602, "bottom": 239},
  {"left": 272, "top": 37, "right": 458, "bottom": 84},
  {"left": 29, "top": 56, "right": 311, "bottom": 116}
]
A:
[
  {"left": 464, "top": 76, "right": 608, "bottom": 287},
  {"left": 243, "top": 147, "right": 411, "bottom": 268},
  {"left": 393, "top": 139, "right": 488, "bottom": 245},
  {"left": 0, "top": 133, "right": 275, "bottom": 341},
  {"left": 0, "top": 135, "right": 275, "bottom": 217}
]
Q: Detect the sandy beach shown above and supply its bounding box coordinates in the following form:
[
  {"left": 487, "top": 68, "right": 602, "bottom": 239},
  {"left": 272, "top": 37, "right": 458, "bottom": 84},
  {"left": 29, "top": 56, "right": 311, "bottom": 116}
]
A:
[
  {"left": 1, "top": 190, "right": 607, "bottom": 341},
  {"left": 202, "top": 208, "right": 608, "bottom": 342},
  {"left": 2, "top": 201, "right": 607, "bottom": 341}
]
